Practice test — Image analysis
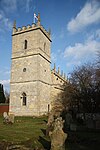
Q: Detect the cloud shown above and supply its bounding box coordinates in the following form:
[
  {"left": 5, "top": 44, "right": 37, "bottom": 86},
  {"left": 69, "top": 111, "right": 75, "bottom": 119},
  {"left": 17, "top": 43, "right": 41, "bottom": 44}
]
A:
[
  {"left": 26, "top": 0, "right": 33, "bottom": 12},
  {"left": 0, "top": 0, "right": 33, "bottom": 13},
  {"left": 0, "top": 11, "right": 13, "bottom": 31},
  {"left": 66, "top": 60, "right": 81, "bottom": 68},
  {"left": 0, "top": 0, "right": 34, "bottom": 32},
  {"left": 4, "top": 70, "right": 10, "bottom": 75},
  {"left": 67, "top": 0, "right": 100, "bottom": 33},
  {"left": 95, "top": 29, "right": 100, "bottom": 39},
  {"left": 51, "top": 52, "right": 57, "bottom": 63},
  {"left": 0, "top": 79, "right": 10, "bottom": 91},
  {"left": 64, "top": 31, "right": 100, "bottom": 68},
  {"left": 0, "top": 68, "right": 10, "bottom": 77},
  {"left": 0, "top": 0, "right": 16, "bottom": 32},
  {"left": 51, "top": 33, "right": 56, "bottom": 41},
  {"left": 0, "top": 0, "right": 17, "bottom": 13},
  {"left": 0, "top": 79, "right": 10, "bottom": 86},
  {"left": 64, "top": 40, "right": 100, "bottom": 59},
  {"left": 0, "top": 14, "right": 3, "bottom": 20}
]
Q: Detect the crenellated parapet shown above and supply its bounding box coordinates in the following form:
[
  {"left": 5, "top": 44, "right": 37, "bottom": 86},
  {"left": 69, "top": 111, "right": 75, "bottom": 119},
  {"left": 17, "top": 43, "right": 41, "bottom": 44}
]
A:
[
  {"left": 12, "top": 13, "right": 51, "bottom": 41},
  {"left": 51, "top": 63, "right": 67, "bottom": 82}
]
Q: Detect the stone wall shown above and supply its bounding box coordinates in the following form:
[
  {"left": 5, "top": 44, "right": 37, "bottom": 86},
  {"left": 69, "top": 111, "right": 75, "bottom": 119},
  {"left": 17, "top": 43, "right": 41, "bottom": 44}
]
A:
[
  {"left": 50, "top": 70, "right": 66, "bottom": 108},
  {"left": 10, "top": 21, "right": 52, "bottom": 116},
  {"left": 10, "top": 18, "right": 67, "bottom": 116}
]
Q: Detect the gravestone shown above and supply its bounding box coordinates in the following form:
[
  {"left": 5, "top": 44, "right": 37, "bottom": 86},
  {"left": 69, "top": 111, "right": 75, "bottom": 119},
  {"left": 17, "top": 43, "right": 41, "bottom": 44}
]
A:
[
  {"left": 46, "top": 111, "right": 54, "bottom": 136},
  {"left": 3, "top": 112, "right": 9, "bottom": 124},
  {"left": 3, "top": 112, "right": 8, "bottom": 118},
  {"left": 50, "top": 117, "right": 67, "bottom": 150},
  {"left": 47, "top": 111, "right": 54, "bottom": 126},
  {"left": 3, "top": 112, "right": 14, "bottom": 124},
  {"left": 9, "top": 113, "right": 15, "bottom": 124}
]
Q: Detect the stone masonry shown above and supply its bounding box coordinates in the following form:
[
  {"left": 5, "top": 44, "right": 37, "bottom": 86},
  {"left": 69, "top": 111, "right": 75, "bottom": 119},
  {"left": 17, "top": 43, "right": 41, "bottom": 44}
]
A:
[{"left": 9, "top": 14, "right": 67, "bottom": 116}]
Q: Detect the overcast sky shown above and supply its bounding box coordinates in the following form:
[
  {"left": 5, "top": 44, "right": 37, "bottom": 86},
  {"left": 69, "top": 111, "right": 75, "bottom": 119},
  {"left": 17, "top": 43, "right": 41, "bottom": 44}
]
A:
[{"left": 0, "top": 0, "right": 100, "bottom": 91}]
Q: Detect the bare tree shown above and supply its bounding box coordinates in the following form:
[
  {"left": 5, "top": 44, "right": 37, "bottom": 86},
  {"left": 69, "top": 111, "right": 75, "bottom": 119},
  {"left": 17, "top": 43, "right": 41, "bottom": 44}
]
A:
[
  {"left": 62, "top": 64, "right": 100, "bottom": 114},
  {"left": 5, "top": 90, "right": 10, "bottom": 103}
]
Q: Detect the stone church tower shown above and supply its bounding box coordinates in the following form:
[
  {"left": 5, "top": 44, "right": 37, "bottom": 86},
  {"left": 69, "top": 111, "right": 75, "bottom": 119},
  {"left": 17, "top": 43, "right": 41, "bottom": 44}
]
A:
[
  {"left": 9, "top": 14, "right": 67, "bottom": 116},
  {"left": 9, "top": 14, "right": 52, "bottom": 116}
]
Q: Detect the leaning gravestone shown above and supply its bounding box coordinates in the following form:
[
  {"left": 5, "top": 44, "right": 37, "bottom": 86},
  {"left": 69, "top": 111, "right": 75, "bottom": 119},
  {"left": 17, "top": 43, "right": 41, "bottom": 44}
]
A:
[
  {"left": 47, "top": 111, "right": 54, "bottom": 127},
  {"left": 3, "top": 112, "right": 9, "bottom": 124},
  {"left": 50, "top": 117, "right": 67, "bottom": 150},
  {"left": 3, "top": 112, "right": 8, "bottom": 118},
  {"left": 3, "top": 112, "right": 14, "bottom": 124},
  {"left": 46, "top": 111, "right": 55, "bottom": 136}
]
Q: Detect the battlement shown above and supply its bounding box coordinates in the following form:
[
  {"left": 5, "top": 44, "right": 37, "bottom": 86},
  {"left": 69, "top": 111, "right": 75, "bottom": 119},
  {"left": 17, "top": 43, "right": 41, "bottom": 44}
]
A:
[
  {"left": 51, "top": 63, "right": 67, "bottom": 82},
  {"left": 12, "top": 14, "right": 51, "bottom": 41}
]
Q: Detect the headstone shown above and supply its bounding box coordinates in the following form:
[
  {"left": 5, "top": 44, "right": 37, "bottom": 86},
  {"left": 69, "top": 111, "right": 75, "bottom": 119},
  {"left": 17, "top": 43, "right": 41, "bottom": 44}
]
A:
[
  {"left": 3, "top": 112, "right": 8, "bottom": 119},
  {"left": 9, "top": 113, "right": 15, "bottom": 124},
  {"left": 50, "top": 117, "right": 67, "bottom": 150},
  {"left": 46, "top": 112, "right": 54, "bottom": 136},
  {"left": 47, "top": 112, "right": 54, "bottom": 126},
  {"left": 3, "top": 112, "right": 14, "bottom": 124},
  {"left": 3, "top": 112, "right": 9, "bottom": 124}
]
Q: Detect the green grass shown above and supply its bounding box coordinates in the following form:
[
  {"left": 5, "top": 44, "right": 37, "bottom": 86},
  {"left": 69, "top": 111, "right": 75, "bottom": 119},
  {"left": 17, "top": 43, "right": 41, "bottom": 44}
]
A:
[
  {"left": 0, "top": 115, "right": 50, "bottom": 149},
  {"left": 0, "top": 116, "right": 45, "bottom": 142},
  {"left": 0, "top": 115, "right": 100, "bottom": 150}
]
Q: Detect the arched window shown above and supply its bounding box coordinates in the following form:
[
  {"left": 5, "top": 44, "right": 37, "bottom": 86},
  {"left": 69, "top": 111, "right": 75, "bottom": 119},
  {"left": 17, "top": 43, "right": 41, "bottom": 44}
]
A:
[
  {"left": 22, "top": 92, "right": 27, "bottom": 106},
  {"left": 24, "top": 40, "right": 27, "bottom": 49}
]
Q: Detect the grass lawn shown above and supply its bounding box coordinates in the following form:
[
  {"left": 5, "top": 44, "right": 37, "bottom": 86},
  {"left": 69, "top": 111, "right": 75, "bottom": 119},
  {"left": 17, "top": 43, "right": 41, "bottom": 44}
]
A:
[
  {"left": 0, "top": 115, "right": 100, "bottom": 150},
  {"left": 0, "top": 115, "right": 50, "bottom": 149}
]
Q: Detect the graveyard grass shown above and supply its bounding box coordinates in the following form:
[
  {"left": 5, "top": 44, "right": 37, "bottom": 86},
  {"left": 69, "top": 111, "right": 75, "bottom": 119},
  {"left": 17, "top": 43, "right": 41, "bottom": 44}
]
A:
[
  {"left": 0, "top": 115, "right": 50, "bottom": 149},
  {"left": 0, "top": 115, "right": 100, "bottom": 150}
]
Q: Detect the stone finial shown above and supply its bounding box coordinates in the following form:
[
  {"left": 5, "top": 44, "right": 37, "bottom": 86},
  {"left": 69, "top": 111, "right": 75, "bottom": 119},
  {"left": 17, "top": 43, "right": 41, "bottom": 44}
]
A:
[
  {"left": 64, "top": 73, "right": 66, "bottom": 79},
  {"left": 58, "top": 67, "right": 60, "bottom": 74},
  {"left": 38, "top": 13, "right": 40, "bottom": 22},
  {"left": 13, "top": 20, "right": 16, "bottom": 28},
  {"left": 54, "top": 63, "right": 56, "bottom": 72},
  {"left": 13, "top": 20, "right": 17, "bottom": 34},
  {"left": 61, "top": 70, "right": 63, "bottom": 77},
  {"left": 37, "top": 13, "right": 40, "bottom": 26},
  {"left": 49, "top": 28, "right": 51, "bottom": 35},
  {"left": 67, "top": 76, "right": 68, "bottom": 80}
]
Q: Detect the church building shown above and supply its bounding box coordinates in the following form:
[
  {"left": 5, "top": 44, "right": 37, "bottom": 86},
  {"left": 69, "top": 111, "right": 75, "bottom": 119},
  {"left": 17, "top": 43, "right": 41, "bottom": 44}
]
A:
[{"left": 9, "top": 14, "right": 66, "bottom": 116}]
